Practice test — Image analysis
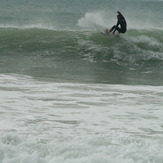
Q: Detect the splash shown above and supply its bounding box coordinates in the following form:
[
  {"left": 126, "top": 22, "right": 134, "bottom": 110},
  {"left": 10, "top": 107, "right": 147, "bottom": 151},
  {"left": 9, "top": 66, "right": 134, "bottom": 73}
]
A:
[{"left": 77, "top": 11, "right": 114, "bottom": 30}]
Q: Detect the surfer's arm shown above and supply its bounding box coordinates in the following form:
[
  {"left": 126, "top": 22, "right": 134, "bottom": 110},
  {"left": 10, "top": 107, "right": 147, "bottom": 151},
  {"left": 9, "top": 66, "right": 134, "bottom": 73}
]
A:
[
  {"left": 117, "top": 11, "right": 124, "bottom": 19},
  {"left": 114, "top": 19, "right": 120, "bottom": 28}
]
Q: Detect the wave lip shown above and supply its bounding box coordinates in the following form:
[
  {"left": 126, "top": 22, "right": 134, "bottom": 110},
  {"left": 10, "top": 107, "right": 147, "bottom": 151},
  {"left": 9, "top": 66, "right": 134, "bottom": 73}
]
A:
[{"left": 0, "top": 23, "right": 57, "bottom": 30}]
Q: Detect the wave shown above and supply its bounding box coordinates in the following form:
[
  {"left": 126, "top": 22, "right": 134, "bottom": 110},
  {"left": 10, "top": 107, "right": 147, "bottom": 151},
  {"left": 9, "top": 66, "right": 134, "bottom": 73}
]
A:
[
  {"left": 0, "top": 24, "right": 57, "bottom": 31},
  {"left": 0, "top": 27, "right": 163, "bottom": 70}
]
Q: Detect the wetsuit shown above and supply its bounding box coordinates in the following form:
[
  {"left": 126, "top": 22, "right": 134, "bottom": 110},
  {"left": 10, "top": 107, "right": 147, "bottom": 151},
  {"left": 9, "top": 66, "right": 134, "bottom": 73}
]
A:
[{"left": 110, "top": 12, "right": 127, "bottom": 34}]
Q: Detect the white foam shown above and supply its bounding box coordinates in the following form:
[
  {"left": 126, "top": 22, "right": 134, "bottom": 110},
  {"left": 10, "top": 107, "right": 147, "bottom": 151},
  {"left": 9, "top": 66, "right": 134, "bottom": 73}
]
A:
[
  {"left": 0, "top": 74, "right": 163, "bottom": 163},
  {"left": 130, "top": 35, "right": 162, "bottom": 47},
  {"left": 0, "top": 23, "right": 57, "bottom": 30},
  {"left": 77, "top": 11, "right": 114, "bottom": 30}
]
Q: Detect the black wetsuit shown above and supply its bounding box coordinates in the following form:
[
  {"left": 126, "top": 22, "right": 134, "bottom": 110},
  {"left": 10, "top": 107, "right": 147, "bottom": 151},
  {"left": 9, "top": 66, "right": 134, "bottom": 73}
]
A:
[{"left": 110, "top": 13, "right": 127, "bottom": 34}]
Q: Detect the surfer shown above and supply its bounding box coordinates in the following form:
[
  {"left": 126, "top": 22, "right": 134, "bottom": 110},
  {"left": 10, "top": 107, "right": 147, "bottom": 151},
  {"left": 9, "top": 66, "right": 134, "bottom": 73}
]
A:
[{"left": 109, "top": 11, "right": 127, "bottom": 34}]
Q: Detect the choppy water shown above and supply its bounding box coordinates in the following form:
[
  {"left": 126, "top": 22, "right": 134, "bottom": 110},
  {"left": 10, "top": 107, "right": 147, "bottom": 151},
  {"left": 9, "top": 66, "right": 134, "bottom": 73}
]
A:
[
  {"left": 0, "top": 0, "right": 163, "bottom": 162},
  {"left": 1, "top": 74, "right": 163, "bottom": 163}
]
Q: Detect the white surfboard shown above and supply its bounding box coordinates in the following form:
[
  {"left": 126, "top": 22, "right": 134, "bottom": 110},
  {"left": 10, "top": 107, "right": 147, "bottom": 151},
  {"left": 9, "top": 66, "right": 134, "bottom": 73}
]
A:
[{"left": 94, "top": 23, "right": 119, "bottom": 36}]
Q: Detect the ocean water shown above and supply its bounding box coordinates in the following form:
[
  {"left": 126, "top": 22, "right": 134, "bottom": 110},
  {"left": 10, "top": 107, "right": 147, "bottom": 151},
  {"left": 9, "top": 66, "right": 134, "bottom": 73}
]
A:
[{"left": 0, "top": 0, "right": 163, "bottom": 162}]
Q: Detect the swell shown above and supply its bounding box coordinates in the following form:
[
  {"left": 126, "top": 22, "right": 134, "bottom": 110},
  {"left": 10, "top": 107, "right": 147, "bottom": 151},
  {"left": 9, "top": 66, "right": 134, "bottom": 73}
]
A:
[{"left": 0, "top": 27, "right": 163, "bottom": 70}]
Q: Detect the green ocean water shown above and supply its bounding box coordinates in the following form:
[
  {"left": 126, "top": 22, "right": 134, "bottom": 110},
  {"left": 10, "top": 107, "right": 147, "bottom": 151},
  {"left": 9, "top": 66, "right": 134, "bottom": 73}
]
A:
[
  {"left": 0, "top": 1, "right": 163, "bottom": 163},
  {"left": 0, "top": 28, "right": 163, "bottom": 85},
  {"left": 0, "top": 0, "right": 163, "bottom": 85}
]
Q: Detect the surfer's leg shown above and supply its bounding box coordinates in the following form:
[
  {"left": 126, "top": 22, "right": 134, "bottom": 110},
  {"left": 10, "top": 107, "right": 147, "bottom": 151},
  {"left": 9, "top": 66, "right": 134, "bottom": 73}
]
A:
[
  {"left": 109, "top": 25, "right": 116, "bottom": 32},
  {"left": 110, "top": 25, "right": 121, "bottom": 34},
  {"left": 115, "top": 27, "right": 127, "bottom": 33},
  {"left": 113, "top": 26, "right": 121, "bottom": 34}
]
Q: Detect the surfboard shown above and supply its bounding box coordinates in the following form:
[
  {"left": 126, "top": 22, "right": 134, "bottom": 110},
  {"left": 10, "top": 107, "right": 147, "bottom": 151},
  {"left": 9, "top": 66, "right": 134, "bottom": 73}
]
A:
[{"left": 94, "top": 23, "right": 119, "bottom": 36}]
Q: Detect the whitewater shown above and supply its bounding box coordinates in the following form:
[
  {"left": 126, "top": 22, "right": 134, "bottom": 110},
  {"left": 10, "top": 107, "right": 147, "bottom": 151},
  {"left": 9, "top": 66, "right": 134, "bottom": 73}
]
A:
[
  {"left": 0, "top": 0, "right": 163, "bottom": 163},
  {"left": 1, "top": 74, "right": 163, "bottom": 163}
]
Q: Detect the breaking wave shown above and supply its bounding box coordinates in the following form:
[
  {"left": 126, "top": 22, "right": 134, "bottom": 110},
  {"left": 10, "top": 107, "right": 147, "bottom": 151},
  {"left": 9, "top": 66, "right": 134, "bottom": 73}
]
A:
[{"left": 0, "top": 27, "right": 162, "bottom": 69}]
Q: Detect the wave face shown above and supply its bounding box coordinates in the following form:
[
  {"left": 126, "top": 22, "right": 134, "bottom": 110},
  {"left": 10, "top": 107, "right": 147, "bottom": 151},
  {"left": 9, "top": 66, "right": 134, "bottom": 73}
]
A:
[
  {"left": 0, "top": 0, "right": 163, "bottom": 85},
  {"left": 0, "top": 28, "right": 163, "bottom": 85}
]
